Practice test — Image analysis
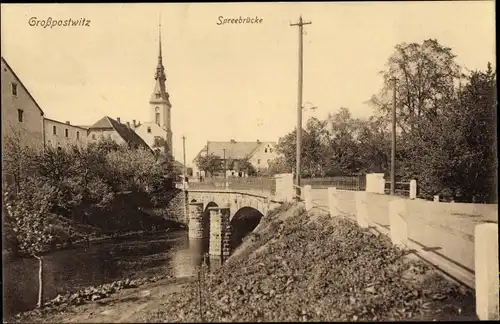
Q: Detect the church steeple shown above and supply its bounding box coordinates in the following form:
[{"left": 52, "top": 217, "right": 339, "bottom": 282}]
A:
[
  {"left": 155, "top": 21, "right": 166, "bottom": 82},
  {"left": 149, "top": 16, "right": 173, "bottom": 156}
]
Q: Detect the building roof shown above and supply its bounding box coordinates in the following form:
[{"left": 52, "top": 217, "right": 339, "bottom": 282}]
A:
[
  {"left": 1, "top": 57, "right": 45, "bottom": 117},
  {"left": 89, "top": 116, "right": 150, "bottom": 150},
  {"left": 192, "top": 140, "right": 277, "bottom": 162},
  {"left": 44, "top": 118, "right": 89, "bottom": 131}
]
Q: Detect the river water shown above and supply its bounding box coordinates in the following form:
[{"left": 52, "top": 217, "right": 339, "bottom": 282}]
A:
[{"left": 2, "top": 229, "right": 219, "bottom": 317}]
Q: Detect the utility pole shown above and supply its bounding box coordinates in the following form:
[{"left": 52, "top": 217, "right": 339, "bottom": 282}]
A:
[
  {"left": 222, "top": 148, "right": 227, "bottom": 189},
  {"left": 182, "top": 136, "right": 187, "bottom": 178},
  {"left": 290, "top": 15, "right": 311, "bottom": 194},
  {"left": 390, "top": 77, "right": 397, "bottom": 195}
]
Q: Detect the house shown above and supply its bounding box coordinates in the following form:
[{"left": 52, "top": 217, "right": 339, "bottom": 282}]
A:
[
  {"left": 191, "top": 139, "right": 279, "bottom": 178},
  {"left": 1, "top": 57, "right": 45, "bottom": 151},
  {"left": 43, "top": 118, "right": 88, "bottom": 150},
  {"left": 87, "top": 116, "right": 150, "bottom": 150}
]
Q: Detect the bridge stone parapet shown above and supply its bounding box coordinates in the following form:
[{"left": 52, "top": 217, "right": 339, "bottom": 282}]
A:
[{"left": 186, "top": 189, "right": 280, "bottom": 221}]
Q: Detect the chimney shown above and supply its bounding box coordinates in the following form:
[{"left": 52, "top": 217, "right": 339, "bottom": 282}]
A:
[
  {"left": 65, "top": 121, "right": 70, "bottom": 125},
  {"left": 257, "top": 139, "right": 260, "bottom": 143},
  {"left": 126, "top": 121, "right": 131, "bottom": 128},
  {"left": 230, "top": 139, "right": 236, "bottom": 143},
  {"left": 116, "top": 117, "right": 121, "bottom": 123},
  {"left": 133, "top": 120, "right": 136, "bottom": 127}
]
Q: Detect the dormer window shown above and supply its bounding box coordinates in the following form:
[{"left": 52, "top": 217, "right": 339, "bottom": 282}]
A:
[{"left": 147, "top": 126, "right": 152, "bottom": 133}]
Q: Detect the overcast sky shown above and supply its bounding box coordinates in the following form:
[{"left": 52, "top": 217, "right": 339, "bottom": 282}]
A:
[{"left": 1, "top": 2, "right": 495, "bottom": 164}]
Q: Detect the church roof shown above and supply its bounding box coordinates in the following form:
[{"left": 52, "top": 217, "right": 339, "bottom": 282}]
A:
[
  {"left": 89, "top": 116, "right": 150, "bottom": 150},
  {"left": 192, "top": 140, "right": 277, "bottom": 162}
]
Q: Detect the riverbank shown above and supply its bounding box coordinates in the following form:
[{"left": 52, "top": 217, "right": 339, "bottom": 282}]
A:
[
  {"left": 9, "top": 203, "right": 478, "bottom": 322},
  {"left": 3, "top": 229, "right": 193, "bottom": 319}
]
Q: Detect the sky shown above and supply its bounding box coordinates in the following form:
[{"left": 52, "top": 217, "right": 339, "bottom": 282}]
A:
[{"left": 1, "top": 2, "right": 495, "bottom": 165}]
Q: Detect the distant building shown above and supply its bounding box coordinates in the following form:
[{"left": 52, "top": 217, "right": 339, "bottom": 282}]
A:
[
  {"left": 87, "top": 116, "right": 150, "bottom": 150},
  {"left": 134, "top": 23, "right": 173, "bottom": 155},
  {"left": 43, "top": 118, "right": 88, "bottom": 150},
  {"left": 1, "top": 57, "right": 45, "bottom": 151},
  {"left": 191, "top": 140, "right": 279, "bottom": 178}
]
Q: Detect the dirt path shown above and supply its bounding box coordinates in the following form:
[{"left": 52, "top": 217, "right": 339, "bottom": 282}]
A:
[{"left": 17, "top": 277, "right": 195, "bottom": 323}]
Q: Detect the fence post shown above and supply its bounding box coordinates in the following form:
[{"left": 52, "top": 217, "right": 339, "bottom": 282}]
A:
[
  {"left": 409, "top": 180, "right": 417, "bottom": 199},
  {"left": 355, "top": 191, "right": 369, "bottom": 228},
  {"left": 388, "top": 199, "right": 408, "bottom": 247},
  {"left": 475, "top": 223, "right": 499, "bottom": 320},
  {"left": 328, "top": 187, "right": 339, "bottom": 217},
  {"left": 282, "top": 173, "right": 294, "bottom": 202},
  {"left": 304, "top": 185, "right": 312, "bottom": 211}
]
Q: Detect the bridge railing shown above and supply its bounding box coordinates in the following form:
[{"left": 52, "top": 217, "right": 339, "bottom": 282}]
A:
[
  {"left": 185, "top": 176, "right": 276, "bottom": 195},
  {"left": 301, "top": 176, "right": 366, "bottom": 191}
]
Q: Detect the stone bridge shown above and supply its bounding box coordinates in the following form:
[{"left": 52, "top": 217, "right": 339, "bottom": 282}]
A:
[{"left": 182, "top": 173, "right": 295, "bottom": 261}]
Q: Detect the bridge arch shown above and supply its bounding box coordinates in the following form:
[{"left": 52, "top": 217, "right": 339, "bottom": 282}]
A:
[{"left": 230, "top": 206, "right": 264, "bottom": 250}]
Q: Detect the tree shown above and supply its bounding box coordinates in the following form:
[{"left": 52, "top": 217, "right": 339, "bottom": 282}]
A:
[
  {"left": 196, "top": 153, "right": 222, "bottom": 177},
  {"left": 367, "top": 39, "right": 462, "bottom": 134},
  {"left": 402, "top": 64, "right": 497, "bottom": 202},
  {"left": 267, "top": 156, "right": 291, "bottom": 176},
  {"left": 275, "top": 117, "right": 330, "bottom": 177},
  {"left": 4, "top": 177, "right": 58, "bottom": 308}
]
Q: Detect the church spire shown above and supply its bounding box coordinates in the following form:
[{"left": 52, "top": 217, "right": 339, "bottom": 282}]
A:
[{"left": 155, "top": 16, "right": 166, "bottom": 82}]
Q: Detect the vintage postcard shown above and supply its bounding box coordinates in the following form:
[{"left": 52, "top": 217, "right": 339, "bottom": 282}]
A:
[{"left": 1, "top": 2, "right": 497, "bottom": 323}]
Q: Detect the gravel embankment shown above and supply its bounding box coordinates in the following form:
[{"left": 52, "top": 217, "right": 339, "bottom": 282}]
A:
[{"left": 147, "top": 203, "right": 476, "bottom": 322}]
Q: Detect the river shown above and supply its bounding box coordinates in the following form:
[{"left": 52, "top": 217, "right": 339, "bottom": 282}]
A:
[{"left": 2, "top": 229, "right": 219, "bottom": 318}]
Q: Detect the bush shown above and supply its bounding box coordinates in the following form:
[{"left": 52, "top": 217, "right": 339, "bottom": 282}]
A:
[{"left": 2, "top": 138, "right": 178, "bottom": 250}]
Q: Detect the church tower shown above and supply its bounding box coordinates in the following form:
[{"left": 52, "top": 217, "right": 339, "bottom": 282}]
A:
[{"left": 149, "top": 22, "right": 173, "bottom": 154}]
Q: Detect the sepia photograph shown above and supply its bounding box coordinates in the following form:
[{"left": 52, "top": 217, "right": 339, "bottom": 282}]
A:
[{"left": 1, "top": 1, "right": 497, "bottom": 322}]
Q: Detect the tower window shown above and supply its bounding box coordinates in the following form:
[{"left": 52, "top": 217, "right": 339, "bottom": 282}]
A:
[
  {"left": 65, "top": 129, "right": 69, "bottom": 137},
  {"left": 53, "top": 125, "right": 57, "bottom": 135},
  {"left": 265, "top": 148, "right": 268, "bottom": 153},
  {"left": 17, "top": 109, "right": 23, "bottom": 122},
  {"left": 155, "top": 93, "right": 161, "bottom": 98},
  {"left": 270, "top": 148, "right": 273, "bottom": 153},
  {"left": 147, "top": 126, "right": 152, "bottom": 133},
  {"left": 11, "top": 83, "right": 17, "bottom": 96}
]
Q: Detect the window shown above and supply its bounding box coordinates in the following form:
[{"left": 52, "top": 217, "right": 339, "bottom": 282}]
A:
[
  {"left": 270, "top": 148, "right": 273, "bottom": 153},
  {"left": 147, "top": 126, "right": 152, "bottom": 133},
  {"left": 155, "top": 113, "right": 160, "bottom": 126},
  {"left": 107, "top": 134, "right": 111, "bottom": 139},
  {"left": 53, "top": 125, "right": 57, "bottom": 135},
  {"left": 65, "top": 129, "right": 69, "bottom": 137},
  {"left": 17, "top": 109, "right": 23, "bottom": 122},
  {"left": 92, "top": 134, "right": 96, "bottom": 140},
  {"left": 57, "top": 146, "right": 62, "bottom": 151},
  {"left": 257, "top": 159, "right": 261, "bottom": 165},
  {"left": 76, "top": 131, "right": 80, "bottom": 139},
  {"left": 11, "top": 83, "right": 17, "bottom": 96},
  {"left": 265, "top": 148, "right": 268, "bottom": 153}
]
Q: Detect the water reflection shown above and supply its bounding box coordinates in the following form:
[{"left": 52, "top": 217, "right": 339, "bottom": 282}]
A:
[{"left": 2, "top": 230, "right": 212, "bottom": 317}]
